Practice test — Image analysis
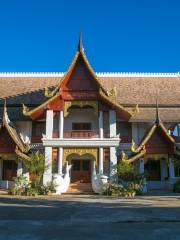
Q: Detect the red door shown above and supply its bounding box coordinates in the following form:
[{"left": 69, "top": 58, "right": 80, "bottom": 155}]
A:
[{"left": 71, "top": 159, "right": 91, "bottom": 183}]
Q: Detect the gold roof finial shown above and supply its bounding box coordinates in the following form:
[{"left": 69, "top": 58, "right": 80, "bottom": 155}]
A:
[{"left": 78, "top": 32, "right": 83, "bottom": 52}]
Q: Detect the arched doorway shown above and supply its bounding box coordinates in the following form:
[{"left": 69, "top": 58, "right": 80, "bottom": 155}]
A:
[{"left": 67, "top": 153, "right": 95, "bottom": 183}]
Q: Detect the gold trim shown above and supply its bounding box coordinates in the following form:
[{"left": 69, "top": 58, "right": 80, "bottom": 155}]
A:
[
  {"left": 0, "top": 153, "right": 17, "bottom": 160},
  {"left": 144, "top": 154, "right": 168, "bottom": 161},
  {"left": 22, "top": 104, "right": 30, "bottom": 116},
  {"left": 22, "top": 93, "right": 60, "bottom": 118},
  {"left": 106, "top": 87, "right": 117, "bottom": 97},
  {"left": 63, "top": 148, "right": 98, "bottom": 161},
  {"left": 64, "top": 100, "right": 98, "bottom": 117}
]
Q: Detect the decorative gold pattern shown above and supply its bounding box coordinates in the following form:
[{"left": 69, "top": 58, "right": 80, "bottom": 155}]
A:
[
  {"left": 64, "top": 101, "right": 98, "bottom": 117},
  {"left": 106, "top": 87, "right": 117, "bottom": 97},
  {"left": 63, "top": 148, "right": 98, "bottom": 162},
  {"left": 22, "top": 104, "right": 30, "bottom": 116},
  {"left": 131, "top": 139, "right": 138, "bottom": 153},
  {"left": 130, "top": 104, "right": 139, "bottom": 117},
  {"left": 144, "top": 154, "right": 168, "bottom": 161},
  {"left": 44, "top": 87, "right": 58, "bottom": 98}
]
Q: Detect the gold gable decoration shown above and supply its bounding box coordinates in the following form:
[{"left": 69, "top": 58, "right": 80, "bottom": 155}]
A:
[
  {"left": 64, "top": 101, "right": 98, "bottom": 117},
  {"left": 131, "top": 139, "right": 139, "bottom": 153},
  {"left": 22, "top": 104, "right": 30, "bottom": 116},
  {"left": 44, "top": 87, "right": 58, "bottom": 98},
  {"left": 63, "top": 148, "right": 98, "bottom": 162},
  {"left": 130, "top": 104, "right": 139, "bottom": 117},
  {"left": 106, "top": 87, "right": 117, "bottom": 97}
]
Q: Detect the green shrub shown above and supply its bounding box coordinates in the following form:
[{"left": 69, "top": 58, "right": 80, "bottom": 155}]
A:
[{"left": 9, "top": 176, "right": 56, "bottom": 196}]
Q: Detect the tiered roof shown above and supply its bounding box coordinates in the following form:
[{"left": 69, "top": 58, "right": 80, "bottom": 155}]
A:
[{"left": 0, "top": 35, "right": 180, "bottom": 121}]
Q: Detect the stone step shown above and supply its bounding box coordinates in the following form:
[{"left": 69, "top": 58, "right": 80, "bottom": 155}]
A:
[{"left": 67, "top": 183, "right": 93, "bottom": 193}]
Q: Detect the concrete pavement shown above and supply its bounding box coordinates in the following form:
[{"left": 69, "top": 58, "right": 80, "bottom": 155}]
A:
[{"left": 0, "top": 194, "right": 180, "bottom": 239}]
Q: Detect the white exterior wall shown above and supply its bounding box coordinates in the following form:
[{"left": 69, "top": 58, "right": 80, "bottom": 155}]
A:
[
  {"left": 15, "top": 121, "right": 32, "bottom": 143},
  {"left": 64, "top": 109, "right": 98, "bottom": 131}
]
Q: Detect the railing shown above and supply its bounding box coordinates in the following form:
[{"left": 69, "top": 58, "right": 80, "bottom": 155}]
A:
[{"left": 64, "top": 130, "right": 99, "bottom": 138}]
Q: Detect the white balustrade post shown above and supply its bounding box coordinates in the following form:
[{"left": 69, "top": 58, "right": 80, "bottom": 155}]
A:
[
  {"left": 58, "top": 147, "right": 63, "bottom": 175},
  {"left": 99, "top": 111, "right": 103, "bottom": 139},
  {"left": 99, "top": 147, "right": 103, "bottom": 174},
  {"left": 110, "top": 147, "right": 117, "bottom": 181},
  {"left": 43, "top": 147, "right": 52, "bottom": 185},
  {"left": 109, "top": 110, "right": 116, "bottom": 138},
  {"left": 59, "top": 110, "right": 64, "bottom": 139}
]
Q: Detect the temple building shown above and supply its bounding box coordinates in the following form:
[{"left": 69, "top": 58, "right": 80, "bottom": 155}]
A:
[{"left": 0, "top": 35, "right": 180, "bottom": 192}]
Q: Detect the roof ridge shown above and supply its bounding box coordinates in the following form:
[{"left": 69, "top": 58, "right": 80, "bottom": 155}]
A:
[{"left": 0, "top": 72, "right": 178, "bottom": 77}]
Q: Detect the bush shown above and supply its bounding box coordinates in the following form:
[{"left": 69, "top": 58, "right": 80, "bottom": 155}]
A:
[
  {"left": 9, "top": 176, "right": 56, "bottom": 196},
  {"left": 117, "top": 160, "right": 146, "bottom": 195},
  {"left": 173, "top": 179, "right": 180, "bottom": 193}
]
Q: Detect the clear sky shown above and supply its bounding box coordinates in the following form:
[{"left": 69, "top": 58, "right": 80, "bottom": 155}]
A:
[{"left": 0, "top": 0, "right": 179, "bottom": 72}]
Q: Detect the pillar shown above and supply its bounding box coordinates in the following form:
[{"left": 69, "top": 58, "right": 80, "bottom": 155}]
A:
[
  {"left": 58, "top": 147, "right": 63, "bottom": 175},
  {"left": 43, "top": 147, "right": 53, "bottom": 185},
  {"left": 43, "top": 110, "right": 53, "bottom": 185},
  {"left": 17, "top": 160, "right": 23, "bottom": 177},
  {"left": 139, "top": 158, "right": 144, "bottom": 174},
  {"left": 99, "top": 111, "right": 103, "bottom": 139},
  {"left": 46, "top": 110, "right": 53, "bottom": 138},
  {"left": 59, "top": 110, "right": 64, "bottom": 139},
  {"left": 110, "top": 147, "right": 117, "bottom": 181},
  {"left": 99, "top": 147, "right": 103, "bottom": 174},
  {"left": 169, "top": 158, "right": 175, "bottom": 178},
  {"left": 109, "top": 110, "right": 116, "bottom": 138}
]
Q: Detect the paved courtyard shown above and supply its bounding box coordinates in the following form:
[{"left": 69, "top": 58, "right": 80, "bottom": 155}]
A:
[{"left": 0, "top": 193, "right": 180, "bottom": 240}]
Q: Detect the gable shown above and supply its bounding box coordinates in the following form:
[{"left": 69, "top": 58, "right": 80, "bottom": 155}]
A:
[
  {"left": 0, "top": 127, "right": 16, "bottom": 153},
  {"left": 145, "top": 128, "right": 174, "bottom": 154},
  {"left": 62, "top": 54, "right": 99, "bottom": 91}
]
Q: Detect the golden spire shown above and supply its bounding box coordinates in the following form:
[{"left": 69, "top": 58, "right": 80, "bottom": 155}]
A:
[{"left": 78, "top": 32, "right": 83, "bottom": 52}]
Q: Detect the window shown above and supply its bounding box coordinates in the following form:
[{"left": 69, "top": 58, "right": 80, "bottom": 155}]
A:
[{"left": 72, "top": 123, "right": 91, "bottom": 130}]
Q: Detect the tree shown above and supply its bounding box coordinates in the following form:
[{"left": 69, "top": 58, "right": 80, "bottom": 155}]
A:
[{"left": 23, "top": 151, "right": 48, "bottom": 183}]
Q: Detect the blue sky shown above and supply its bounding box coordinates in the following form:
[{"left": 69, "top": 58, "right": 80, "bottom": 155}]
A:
[{"left": 0, "top": 0, "right": 179, "bottom": 72}]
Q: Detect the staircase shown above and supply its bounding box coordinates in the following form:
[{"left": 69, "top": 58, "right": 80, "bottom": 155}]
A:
[{"left": 67, "top": 182, "right": 93, "bottom": 194}]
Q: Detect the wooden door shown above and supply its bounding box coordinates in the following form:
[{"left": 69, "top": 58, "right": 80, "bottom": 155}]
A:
[{"left": 71, "top": 159, "right": 91, "bottom": 183}]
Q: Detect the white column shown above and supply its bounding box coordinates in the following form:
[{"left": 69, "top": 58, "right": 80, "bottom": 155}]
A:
[
  {"left": 169, "top": 158, "right": 175, "bottom": 178},
  {"left": 17, "top": 160, "right": 23, "bottom": 177},
  {"left": 46, "top": 110, "right": 53, "bottom": 138},
  {"left": 58, "top": 147, "right": 63, "bottom": 175},
  {"left": 139, "top": 158, "right": 144, "bottom": 174},
  {"left": 43, "top": 147, "right": 52, "bottom": 185},
  {"left": 99, "top": 111, "right": 103, "bottom": 139},
  {"left": 109, "top": 110, "right": 116, "bottom": 138},
  {"left": 59, "top": 110, "right": 64, "bottom": 139},
  {"left": 110, "top": 147, "right": 117, "bottom": 181},
  {"left": 99, "top": 147, "right": 103, "bottom": 174}
]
